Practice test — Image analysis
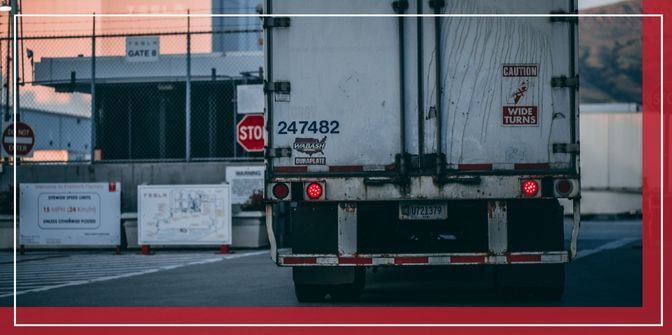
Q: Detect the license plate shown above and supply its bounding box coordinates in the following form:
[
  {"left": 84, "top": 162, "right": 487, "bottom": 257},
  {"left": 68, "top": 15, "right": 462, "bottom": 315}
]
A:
[{"left": 399, "top": 202, "right": 448, "bottom": 220}]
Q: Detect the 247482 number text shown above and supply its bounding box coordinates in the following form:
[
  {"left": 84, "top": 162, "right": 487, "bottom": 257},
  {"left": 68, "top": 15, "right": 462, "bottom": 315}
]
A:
[{"left": 277, "top": 120, "right": 340, "bottom": 135}]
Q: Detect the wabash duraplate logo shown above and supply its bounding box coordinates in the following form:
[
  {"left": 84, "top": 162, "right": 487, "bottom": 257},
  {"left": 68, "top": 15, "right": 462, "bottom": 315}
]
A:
[{"left": 293, "top": 136, "right": 326, "bottom": 156}]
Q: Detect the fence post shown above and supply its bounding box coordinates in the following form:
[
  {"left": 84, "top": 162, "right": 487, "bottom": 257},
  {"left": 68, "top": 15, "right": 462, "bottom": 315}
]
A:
[
  {"left": 3, "top": 7, "right": 10, "bottom": 123},
  {"left": 90, "top": 13, "right": 97, "bottom": 163},
  {"left": 13, "top": 2, "right": 19, "bottom": 123},
  {"left": 185, "top": 10, "right": 192, "bottom": 161},
  {"left": 231, "top": 77, "right": 236, "bottom": 158}
]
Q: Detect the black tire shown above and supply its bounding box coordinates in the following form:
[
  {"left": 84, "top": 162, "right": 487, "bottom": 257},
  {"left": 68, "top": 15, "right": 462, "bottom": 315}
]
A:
[
  {"left": 327, "top": 268, "right": 366, "bottom": 303},
  {"left": 329, "top": 284, "right": 363, "bottom": 302},
  {"left": 498, "top": 199, "right": 565, "bottom": 301},
  {"left": 530, "top": 263, "right": 565, "bottom": 301},
  {"left": 495, "top": 263, "right": 565, "bottom": 301},
  {"left": 294, "top": 284, "right": 327, "bottom": 303},
  {"left": 531, "top": 286, "right": 565, "bottom": 301}
]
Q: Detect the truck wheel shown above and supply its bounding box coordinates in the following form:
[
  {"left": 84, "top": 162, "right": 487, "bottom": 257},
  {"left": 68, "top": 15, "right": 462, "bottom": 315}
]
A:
[
  {"left": 329, "top": 284, "right": 363, "bottom": 302},
  {"left": 294, "top": 284, "right": 327, "bottom": 303},
  {"left": 529, "top": 264, "right": 565, "bottom": 301},
  {"left": 532, "top": 285, "right": 565, "bottom": 301},
  {"left": 328, "top": 268, "right": 366, "bottom": 302},
  {"left": 495, "top": 264, "right": 565, "bottom": 301}
]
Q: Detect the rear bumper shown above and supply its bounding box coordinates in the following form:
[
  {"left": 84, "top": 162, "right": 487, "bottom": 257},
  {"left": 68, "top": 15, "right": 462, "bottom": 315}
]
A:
[
  {"left": 278, "top": 250, "right": 569, "bottom": 266},
  {"left": 266, "top": 197, "right": 582, "bottom": 266}
]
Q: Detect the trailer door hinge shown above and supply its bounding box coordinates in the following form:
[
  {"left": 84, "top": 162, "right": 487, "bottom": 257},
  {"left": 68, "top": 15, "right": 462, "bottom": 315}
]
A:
[
  {"left": 553, "top": 143, "right": 579, "bottom": 154},
  {"left": 264, "top": 81, "right": 291, "bottom": 94},
  {"left": 429, "top": 0, "right": 445, "bottom": 10},
  {"left": 549, "top": 10, "right": 578, "bottom": 24},
  {"left": 267, "top": 147, "right": 292, "bottom": 158},
  {"left": 263, "top": 17, "right": 291, "bottom": 29},
  {"left": 551, "top": 76, "right": 579, "bottom": 89},
  {"left": 391, "top": 0, "right": 409, "bottom": 13}
]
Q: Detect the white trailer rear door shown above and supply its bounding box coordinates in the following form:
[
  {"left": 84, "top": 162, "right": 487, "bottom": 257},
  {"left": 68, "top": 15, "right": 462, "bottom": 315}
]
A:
[
  {"left": 266, "top": 0, "right": 578, "bottom": 175},
  {"left": 267, "top": 0, "right": 401, "bottom": 173}
]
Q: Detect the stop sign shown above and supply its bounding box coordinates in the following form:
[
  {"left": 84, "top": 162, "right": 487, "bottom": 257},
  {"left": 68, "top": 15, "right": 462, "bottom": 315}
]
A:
[
  {"left": 236, "top": 114, "right": 265, "bottom": 152},
  {"left": 3, "top": 122, "right": 35, "bottom": 156}
]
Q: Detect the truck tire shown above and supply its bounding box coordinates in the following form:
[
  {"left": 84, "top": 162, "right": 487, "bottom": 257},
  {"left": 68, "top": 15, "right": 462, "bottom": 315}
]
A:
[
  {"left": 328, "top": 268, "right": 366, "bottom": 302},
  {"left": 292, "top": 267, "right": 366, "bottom": 303},
  {"left": 294, "top": 284, "right": 328, "bottom": 303},
  {"left": 495, "top": 264, "right": 565, "bottom": 301},
  {"left": 496, "top": 199, "right": 566, "bottom": 301}
]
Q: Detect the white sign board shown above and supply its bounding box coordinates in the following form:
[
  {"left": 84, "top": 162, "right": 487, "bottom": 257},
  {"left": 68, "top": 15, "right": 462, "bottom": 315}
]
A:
[
  {"left": 225, "top": 165, "right": 265, "bottom": 205},
  {"left": 20, "top": 183, "right": 121, "bottom": 245},
  {"left": 126, "top": 36, "right": 159, "bottom": 62},
  {"left": 236, "top": 84, "right": 264, "bottom": 114},
  {"left": 138, "top": 184, "right": 232, "bottom": 245}
]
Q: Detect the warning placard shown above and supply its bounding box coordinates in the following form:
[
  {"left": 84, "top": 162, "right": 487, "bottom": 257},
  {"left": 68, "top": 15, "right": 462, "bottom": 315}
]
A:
[
  {"left": 501, "top": 64, "right": 539, "bottom": 126},
  {"left": 503, "top": 106, "right": 538, "bottom": 125}
]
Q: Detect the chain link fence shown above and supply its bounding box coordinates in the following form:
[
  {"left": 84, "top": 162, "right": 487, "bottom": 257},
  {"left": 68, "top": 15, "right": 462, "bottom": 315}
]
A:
[{"left": 2, "top": 15, "right": 264, "bottom": 164}]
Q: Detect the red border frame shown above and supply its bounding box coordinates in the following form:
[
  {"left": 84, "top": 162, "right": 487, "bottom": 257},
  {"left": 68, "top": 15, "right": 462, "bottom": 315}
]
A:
[{"left": 2, "top": 1, "right": 671, "bottom": 333}]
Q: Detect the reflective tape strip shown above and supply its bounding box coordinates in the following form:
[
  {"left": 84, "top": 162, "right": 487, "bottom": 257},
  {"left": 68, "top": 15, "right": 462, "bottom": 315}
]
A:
[
  {"left": 372, "top": 257, "right": 394, "bottom": 266},
  {"left": 316, "top": 257, "right": 338, "bottom": 265},
  {"left": 282, "top": 256, "right": 316, "bottom": 265},
  {"left": 279, "top": 251, "right": 567, "bottom": 266},
  {"left": 394, "top": 256, "right": 428, "bottom": 265},
  {"left": 450, "top": 255, "right": 487, "bottom": 264},
  {"left": 322, "top": 164, "right": 398, "bottom": 173},
  {"left": 507, "top": 254, "right": 542, "bottom": 263},
  {"left": 329, "top": 165, "right": 363, "bottom": 173},
  {"left": 541, "top": 253, "right": 569, "bottom": 263},
  {"left": 514, "top": 163, "right": 550, "bottom": 170},
  {"left": 458, "top": 163, "right": 493, "bottom": 171},
  {"left": 428, "top": 256, "right": 451, "bottom": 265},
  {"left": 338, "top": 257, "right": 372, "bottom": 265},
  {"left": 273, "top": 166, "right": 307, "bottom": 173}
]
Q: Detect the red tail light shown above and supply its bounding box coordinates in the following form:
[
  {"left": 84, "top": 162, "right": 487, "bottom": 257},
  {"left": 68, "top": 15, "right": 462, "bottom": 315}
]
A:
[
  {"left": 305, "top": 182, "right": 323, "bottom": 200},
  {"left": 272, "top": 183, "right": 290, "bottom": 199},
  {"left": 521, "top": 180, "right": 539, "bottom": 197}
]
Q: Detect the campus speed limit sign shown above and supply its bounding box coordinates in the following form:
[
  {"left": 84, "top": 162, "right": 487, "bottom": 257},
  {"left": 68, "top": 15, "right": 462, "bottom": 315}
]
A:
[{"left": 236, "top": 114, "right": 265, "bottom": 152}]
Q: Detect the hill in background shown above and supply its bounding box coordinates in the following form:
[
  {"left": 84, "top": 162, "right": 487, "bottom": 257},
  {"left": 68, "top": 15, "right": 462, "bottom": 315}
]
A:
[{"left": 579, "top": 0, "right": 642, "bottom": 104}]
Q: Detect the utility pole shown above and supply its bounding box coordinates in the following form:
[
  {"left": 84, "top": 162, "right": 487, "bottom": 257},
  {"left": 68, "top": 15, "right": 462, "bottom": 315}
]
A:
[
  {"left": 185, "top": 9, "right": 191, "bottom": 161},
  {"left": 90, "top": 13, "right": 96, "bottom": 162},
  {"left": 4, "top": 1, "right": 12, "bottom": 123}
]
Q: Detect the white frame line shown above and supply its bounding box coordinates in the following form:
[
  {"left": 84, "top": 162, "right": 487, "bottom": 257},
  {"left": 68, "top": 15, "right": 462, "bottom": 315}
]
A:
[{"left": 11, "top": 12, "right": 664, "bottom": 328}]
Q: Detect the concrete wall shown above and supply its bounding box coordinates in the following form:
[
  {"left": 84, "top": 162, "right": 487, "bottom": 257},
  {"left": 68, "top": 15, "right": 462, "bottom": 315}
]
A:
[{"left": 3, "top": 161, "right": 263, "bottom": 213}]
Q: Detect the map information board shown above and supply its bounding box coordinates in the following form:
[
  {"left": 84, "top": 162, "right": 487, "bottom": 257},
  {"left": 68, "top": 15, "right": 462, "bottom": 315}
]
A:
[{"left": 138, "top": 184, "right": 232, "bottom": 245}]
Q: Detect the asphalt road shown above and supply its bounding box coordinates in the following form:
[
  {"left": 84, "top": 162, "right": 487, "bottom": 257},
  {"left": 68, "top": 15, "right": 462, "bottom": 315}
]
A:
[{"left": 0, "top": 218, "right": 642, "bottom": 306}]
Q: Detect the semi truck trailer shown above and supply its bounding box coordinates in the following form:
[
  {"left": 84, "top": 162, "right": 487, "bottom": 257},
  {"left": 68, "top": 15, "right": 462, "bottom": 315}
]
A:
[{"left": 263, "top": 0, "right": 580, "bottom": 302}]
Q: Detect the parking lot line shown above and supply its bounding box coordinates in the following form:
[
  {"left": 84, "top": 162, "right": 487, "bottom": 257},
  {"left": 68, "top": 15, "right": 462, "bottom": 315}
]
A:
[{"left": 574, "top": 238, "right": 639, "bottom": 260}]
